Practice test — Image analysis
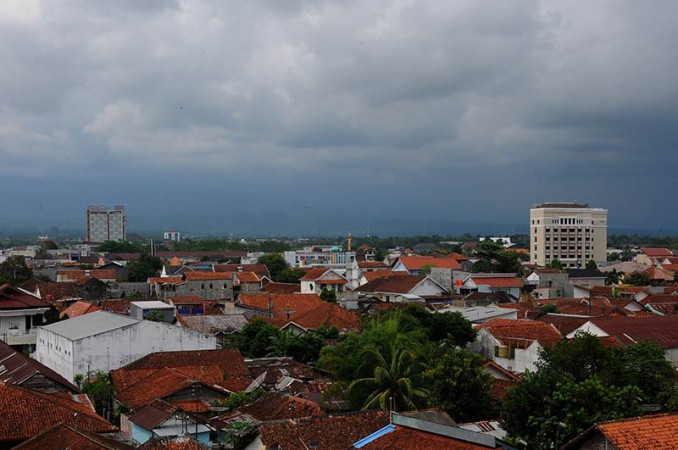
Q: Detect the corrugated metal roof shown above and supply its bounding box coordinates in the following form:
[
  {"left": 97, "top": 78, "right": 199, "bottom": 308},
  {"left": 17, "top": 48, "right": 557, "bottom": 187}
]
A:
[{"left": 39, "top": 311, "right": 139, "bottom": 341}]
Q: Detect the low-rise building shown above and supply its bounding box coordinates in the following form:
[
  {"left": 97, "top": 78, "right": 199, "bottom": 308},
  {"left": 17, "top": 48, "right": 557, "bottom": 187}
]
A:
[{"left": 35, "top": 311, "right": 216, "bottom": 382}]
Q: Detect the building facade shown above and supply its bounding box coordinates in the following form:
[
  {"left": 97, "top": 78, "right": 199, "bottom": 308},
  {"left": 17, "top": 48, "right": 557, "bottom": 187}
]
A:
[
  {"left": 86, "top": 205, "right": 127, "bottom": 243},
  {"left": 530, "top": 202, "right": 607, "bottom": 268}
]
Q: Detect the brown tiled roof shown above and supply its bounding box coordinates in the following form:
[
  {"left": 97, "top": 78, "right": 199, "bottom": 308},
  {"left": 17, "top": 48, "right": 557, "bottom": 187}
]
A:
[
  {"left": 536, "top": 314, "right": 589, "bottom": 335},
  {"left": 148, "top": 277, "right": 184, "bottom": 285},
  {"left": 271, "top": 303, "right": 360, "bottom": 332},
  {"left": 396, "top": 256, "right": 462, "bottom": 271},
  {"left": 358, "top": 261, "right": 387, "bottom": 269},
  {"left": 360, "top": 425, "right": 505, "bottom": 449},
  {"left": 169, "top": 296, "right": 204, "bottom": 305},
  {"left": 234, "top": 271, "right": 261, "bottom": 283},
  {"left": 138, "top": 437, "right": 209, "bottom": 450},
  {"left": 214, "top": 263, "right": 270, "bottom": 278},
  {"left": 237, "top": 393, "right": 323, "bottom": 422},
  {"left": 22, "top": 281, "right": 79, "bottom": 302},
  {"left": 0, "top": 340, "right": 78, "bottom": 392},
  {"left": 363, "top": 270, "right": 406, "bottom": 282},
  {"left": 261, "top": 282, "right": 301, "bottom": 294},
  {"left": 259, "top": 410, "right": 389, "bottom": 450},
  {"left": 183, "top": 272, "right": 232, "bottom": 281},
  {"left": 0, "top": 284, "right": 51, "bottom": 310},
  {"left": 587, "top": 316, "right": 678, "bottom": 348},
  {"left": 57, "top": 270, "right": 116, "bottom": 281},
  {"left": 356, "top": 275, "right": 429, "bottom": 294},
  {"left": 12, "top": 423, "right": 132, "bottom": 450},
  {"left": 0, "top": 384, "right": 116, "bottom": 442},
  {"left": 60, "top": 300, "right": 100, "bottom": 319},
  {"left": 300, "top": 267, "right": 330, "bottom": 281},
  {"left": 118, "top": 349, "right": 248, "bottom": 377},
  {"left": 564, "top": 413, "right": 678, "bottom": 450},
  {"left": 129, "top": 399, "right": 178, "bottom": 430},
  {"left": 97, "top": 299, "right": 132, "bottom": 314},
  {"left": 640, "top": 248, "right": 673, "bottom": 257},
  {"left": 237, "top": 293, "right": 322, "bottom": 316},
  {"left": 469, "top": 276, "right": 523, "bottom": 288},
  {"left": 113, "top": 367, "right": 228, "bottom": 410},
  {"left": 476, "top": 318, "right": 562, "bottom": 347}
]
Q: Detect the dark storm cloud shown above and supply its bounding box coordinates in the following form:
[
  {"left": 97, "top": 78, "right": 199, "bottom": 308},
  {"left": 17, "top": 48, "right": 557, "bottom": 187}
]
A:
[{"left": 1, "top": 0, "right": 677, "bottom": 234}]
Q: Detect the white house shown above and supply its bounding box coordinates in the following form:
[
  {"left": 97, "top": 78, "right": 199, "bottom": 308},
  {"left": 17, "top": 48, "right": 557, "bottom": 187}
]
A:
[
  {"left": 0, "top": 284, "right": 50, "bottom": 350},
  {"left": 469, "top": 318, "right": 562, "bottom": 374},
  {"left": 354, "top": 274, "right": 448, "bottom": 303},
  {"left": 35, "top": 311, "right": 216, "bottom": 382},
  {"left": 461, "top": 274, "right": 523, "bottom": 300}
]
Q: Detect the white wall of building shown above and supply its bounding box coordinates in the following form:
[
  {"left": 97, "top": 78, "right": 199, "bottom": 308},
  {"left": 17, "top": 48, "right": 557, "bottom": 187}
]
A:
[{"left": 36, "top": 321, "right": 216, "bottom": 382}]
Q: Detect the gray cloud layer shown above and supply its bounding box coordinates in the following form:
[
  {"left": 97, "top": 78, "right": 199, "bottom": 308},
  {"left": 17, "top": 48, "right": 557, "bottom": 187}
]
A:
[{"left": 1, "top": 0, "right": 677, "bottom": 235}]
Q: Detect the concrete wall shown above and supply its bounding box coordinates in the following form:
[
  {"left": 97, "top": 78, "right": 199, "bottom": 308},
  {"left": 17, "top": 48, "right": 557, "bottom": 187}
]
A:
[{"left": 37, "top": 321, "right": 216, "bottom": 382}]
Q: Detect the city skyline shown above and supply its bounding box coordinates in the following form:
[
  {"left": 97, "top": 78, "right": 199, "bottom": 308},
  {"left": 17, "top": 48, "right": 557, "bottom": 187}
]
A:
[{"left": 1, "top": 1, "right": 677, "bottom": 235}]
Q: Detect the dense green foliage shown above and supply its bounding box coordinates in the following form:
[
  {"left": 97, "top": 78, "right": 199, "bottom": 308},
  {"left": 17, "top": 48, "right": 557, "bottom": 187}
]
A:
[
  {"left": 80, "top": 370, "right": 115, "bottom": 416},
  {"left": 624, "top": 272, "right": 651, "bottom": 286},
  {"left": 0, "top": 256, "right": 33, "bottom": 285},
  {"left": 471, "top": 240, "right": 522, "bottom": 274},
  {"left": 348, "top": 347, "right": 429, "bottom": 411},
  {"left": 318, "top": 307, "right": 491, "bottom": 420},
  {"left": 126, "top": 253, "right": 163, "bottom": 282},
  {"left": 234, "top": 319, "right": 337, "bottom": 363},
  {"left": 423, "top": 345, "right": 497, "bottom": 422},
  {"left": 96, "top": 240, "right": 147, "bottom": 253},
  {"left": 502, "top": 333, "right": 678, "bottom": 448}
]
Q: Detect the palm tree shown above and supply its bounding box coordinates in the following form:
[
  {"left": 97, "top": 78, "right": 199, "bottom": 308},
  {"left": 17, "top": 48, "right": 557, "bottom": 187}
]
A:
[{"left": 348, "top": 346, "right": 429, "bottom": 412}]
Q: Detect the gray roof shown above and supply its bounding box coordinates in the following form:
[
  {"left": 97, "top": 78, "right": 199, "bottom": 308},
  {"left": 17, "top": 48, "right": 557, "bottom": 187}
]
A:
[
  {"left": 39, "top": 310, "right": 140, "bottom": 341},
  {"left": 179, "top": 314, "right": 248, "bottom": 333},
  {"left": 130, "top": 301, "right": 174, "bottom": 309}
]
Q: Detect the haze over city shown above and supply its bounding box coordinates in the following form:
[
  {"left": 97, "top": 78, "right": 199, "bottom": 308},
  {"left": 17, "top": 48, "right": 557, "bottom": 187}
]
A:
[{"left": 1, "top": 1, "right": 677, "bottom": 236}]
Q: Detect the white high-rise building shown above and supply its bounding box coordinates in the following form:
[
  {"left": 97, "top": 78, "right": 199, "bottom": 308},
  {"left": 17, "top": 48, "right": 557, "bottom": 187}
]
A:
[
  {"left": 86, "top": 205, "right": 127, "bottom": 243},
  {"left": 530, "top": 202, "right": 607, "bottom": 268}
]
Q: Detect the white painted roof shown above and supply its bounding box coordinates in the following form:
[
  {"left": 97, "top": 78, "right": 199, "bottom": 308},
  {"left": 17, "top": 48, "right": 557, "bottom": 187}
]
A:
[{"left": 131, "top": 301, "right": 174, "bottom": 309}]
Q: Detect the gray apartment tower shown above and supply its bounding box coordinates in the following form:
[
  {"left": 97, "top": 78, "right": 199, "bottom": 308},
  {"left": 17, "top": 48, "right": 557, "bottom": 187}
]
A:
[{"left": 86, "top": 205, "right": 127, "bottom": 243}]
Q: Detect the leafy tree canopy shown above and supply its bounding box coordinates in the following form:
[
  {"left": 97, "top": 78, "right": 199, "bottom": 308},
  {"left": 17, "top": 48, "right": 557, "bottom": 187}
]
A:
[
  {"left": 502, "top": 333, "right": 678, "bottom": 448},
  {"left": 257, "top": 253, "right": 290, "bottom": 282},
  {"left": 0, "top": 256, "right": 33, "bottom": 285},
  {"left": 126, "top": 253, "right": 163, "bottom": 282}
]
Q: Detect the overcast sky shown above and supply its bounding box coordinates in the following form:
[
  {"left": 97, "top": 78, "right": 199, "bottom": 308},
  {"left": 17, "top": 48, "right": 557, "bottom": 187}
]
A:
[{"left": 1, "top": 0, "right": 677, "bottom": 237}]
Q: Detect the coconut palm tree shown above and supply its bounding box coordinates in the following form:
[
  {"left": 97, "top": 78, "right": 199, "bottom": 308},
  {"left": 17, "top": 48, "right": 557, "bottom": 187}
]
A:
[{"left": 348, "top": 346, "right": 429, "bottom": 412}]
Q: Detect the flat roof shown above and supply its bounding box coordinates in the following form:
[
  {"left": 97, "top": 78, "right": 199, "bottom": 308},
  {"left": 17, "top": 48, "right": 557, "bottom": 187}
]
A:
[
  {"left": 39, "top": 310, "right": 140, "bottom": 341},
  {"left": 130, "top": 301, "right": 174, "bottom": 309}
]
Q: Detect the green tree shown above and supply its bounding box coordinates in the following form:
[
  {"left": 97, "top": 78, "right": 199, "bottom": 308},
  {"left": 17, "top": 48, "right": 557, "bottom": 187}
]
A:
[
  {"left": 502, "top": 333, "right": 678, "bottom": 448},
  {"left": 318, "top": 313, "right": 428, "bottom": 381},
  {"left": 0, "top": 256, "right": 33, "bottom": 285},
  {"left": 502, "top": 371, "right": 640, "bottom": 449},
  {"left": 126, "top": 253, "right": 162, "bottom": 282},
  {"left": 605, "top": 269, "right": 624, "bottom": 286},
  {"left": 43, "top": 305, "right": 61, "bottom": 325},
  {"left": 538, "top": 303, "right": 559, "bottom": 315},
  {"left": 471, "top": 240, "right": 521, "bottom": 273},
  {"left": 548, "top": 259, "right": 563, "bottom": 269},
  {"left": 81, "top": 370, "right": 115, "bottom": 416},
  {"left": 276, "top": 268, "right": 305, "bottom": 283},
  {"left": 403, "top": 304, "right": 477, "bottom": 345},
  {"left": 348, "top": 346, "right": 429, "bottom": 412},
  {"left": 625, "top": 272, "right": 651, "bottom": 286},
  {"left": 258, "top": 253, "right": 290, "bottom": 281},
  {"left": 235, "top": 319, "right": 282, "bottom": 358},
  {"left": 424, "top": 346, "right": 496, "bottom": 422},
  {"left": 96, "top": 240, "right": 145, "bottom": 253},
  {"left": 420, "top": 264, "right": 433, "bottom": 275},
  {"left": 319, "top": 287, "right": 337, "bottom": 302}
]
